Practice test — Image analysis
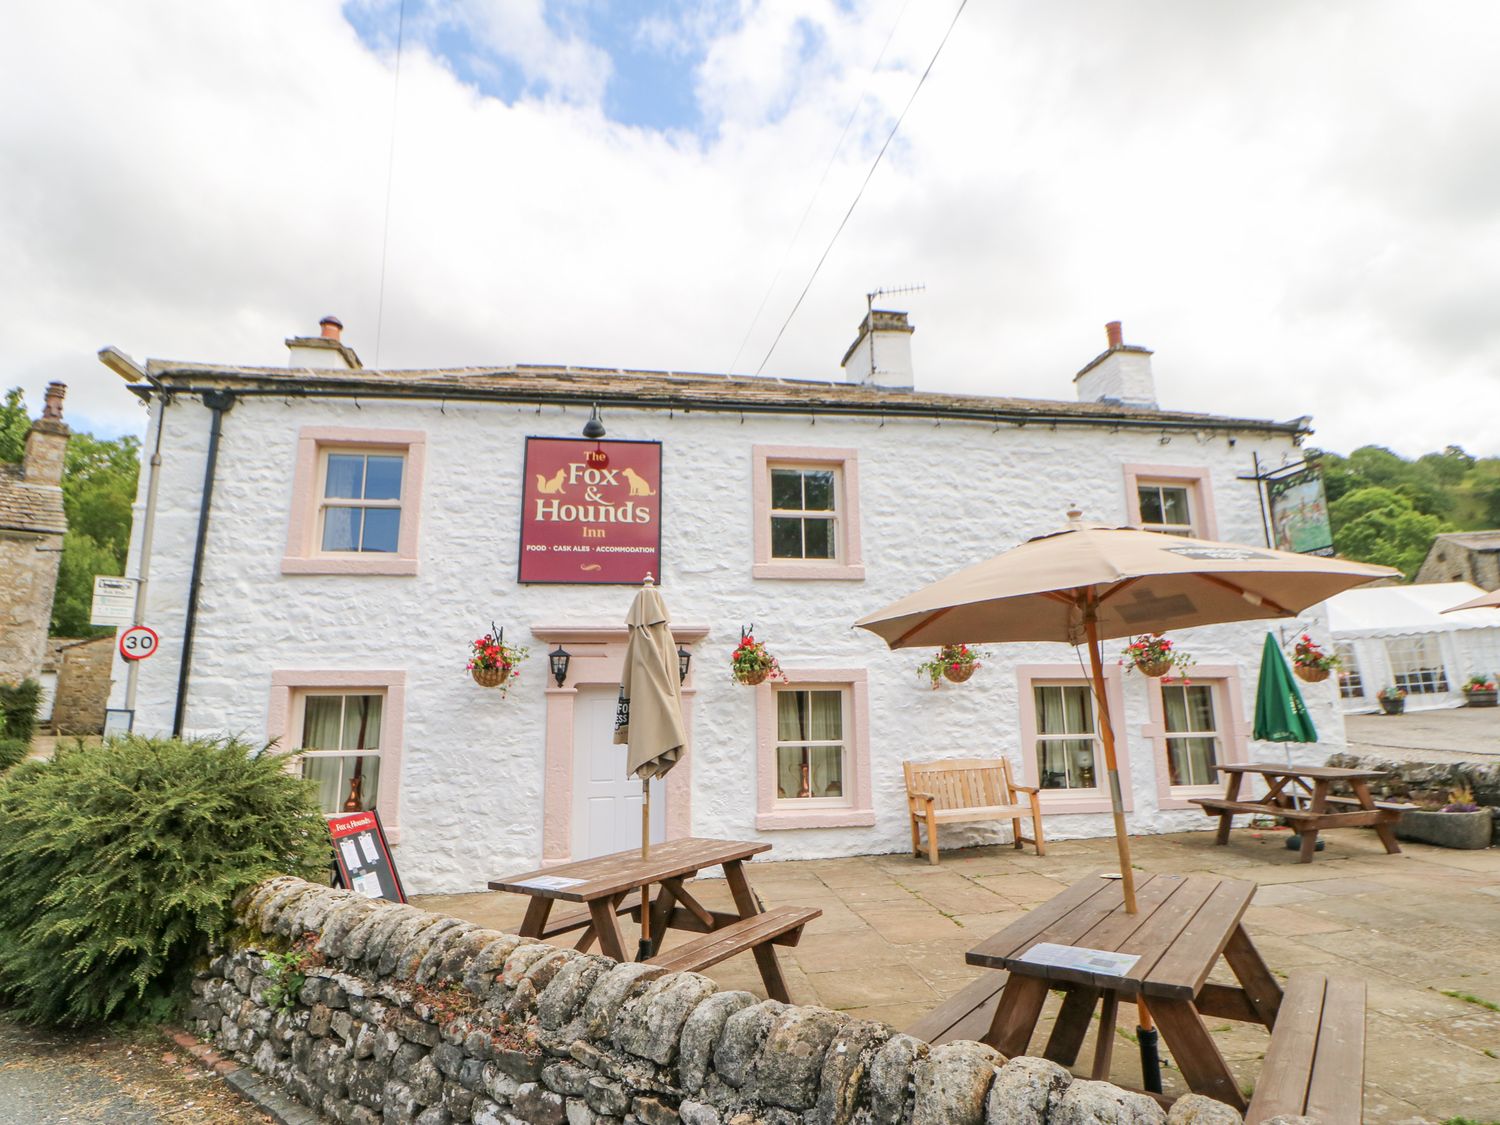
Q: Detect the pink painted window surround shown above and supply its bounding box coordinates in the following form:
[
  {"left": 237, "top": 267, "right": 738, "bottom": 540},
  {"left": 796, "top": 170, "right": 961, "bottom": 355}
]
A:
[
  {"left": 1140, "top": 666, "right": 1249, "bottom": 810},
  {"left": 754, "top": 668, "right": 875, "bottom": 830},
  {"left": 267, "top": 669, "right": 406, "bottom": 842},
  {"left": 283, "top": 427, "right": 426, "bottom": 575},
  {"left": 1122, "top": 463, "right": 1218, "bottom": 540},
  {"left": 751, "top": 445, "right": 864, "bottom": 580},
  {"left": 1016, "top": 663, "right": 1134, "bottom": 815}
]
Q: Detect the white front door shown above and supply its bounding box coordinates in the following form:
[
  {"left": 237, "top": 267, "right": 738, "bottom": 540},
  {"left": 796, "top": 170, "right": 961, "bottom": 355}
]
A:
[{"left": 572, "top": 686, "right": 666, "bottom": 860}]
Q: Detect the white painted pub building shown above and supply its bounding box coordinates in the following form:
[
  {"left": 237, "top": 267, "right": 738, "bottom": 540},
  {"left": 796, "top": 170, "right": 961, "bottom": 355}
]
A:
[{"left": 105, "top": 315, "right": 1342, "bottom": 893}]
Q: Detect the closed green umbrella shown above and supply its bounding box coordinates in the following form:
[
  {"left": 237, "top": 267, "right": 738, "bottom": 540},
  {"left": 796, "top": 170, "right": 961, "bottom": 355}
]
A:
[{"left": 1252, "top": 633, "right": 1318, "bottom": 748}]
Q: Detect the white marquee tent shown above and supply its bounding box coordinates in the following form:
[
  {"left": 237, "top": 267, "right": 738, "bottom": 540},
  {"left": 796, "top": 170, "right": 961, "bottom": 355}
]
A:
[{"left": 1325, "top": 581, "right": 1500, "bottom": 711}]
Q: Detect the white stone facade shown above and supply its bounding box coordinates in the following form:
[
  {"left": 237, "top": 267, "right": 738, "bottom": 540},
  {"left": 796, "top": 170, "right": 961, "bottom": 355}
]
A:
[{"left": 110, "top": 357, "right": 1344, "bottom": 894}]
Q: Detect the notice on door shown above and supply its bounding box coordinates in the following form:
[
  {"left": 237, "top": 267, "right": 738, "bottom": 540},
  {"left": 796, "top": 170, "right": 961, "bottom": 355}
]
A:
[{"left": 518, "top": 438, "right": 662, "bottom": 585}]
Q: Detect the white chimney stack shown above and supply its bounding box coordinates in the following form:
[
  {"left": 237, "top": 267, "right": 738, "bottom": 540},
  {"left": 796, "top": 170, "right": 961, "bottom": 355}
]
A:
[
  {"left": 287, "top": 315, "right": 363, "bottom": 370},
  {"left": 841, "top": 309, "right": 914, "bottom": 389},
  {"left": 1074, "top": 320, "right": 1156, "bottom": 408}
]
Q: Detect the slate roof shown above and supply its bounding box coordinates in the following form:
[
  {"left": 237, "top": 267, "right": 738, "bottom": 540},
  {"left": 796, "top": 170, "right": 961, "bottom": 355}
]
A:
[
  {"left": 138, "top": 360, "right": 1310, "bottom": 436},
  {"left": 0, "top": 463, "right": 66, "bottom": 535},
  {"left": 1429, "top": 530, "right": 1500, "bottom": 552}
]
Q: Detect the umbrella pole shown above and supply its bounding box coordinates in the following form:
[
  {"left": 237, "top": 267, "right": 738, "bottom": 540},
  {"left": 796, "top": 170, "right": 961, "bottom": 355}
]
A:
[
  {"left": 637, "top": 779, "right": 654, "bottom": 960},
  {"left": 1083, "top": 619, "right": 1138, "bottom": 915}
]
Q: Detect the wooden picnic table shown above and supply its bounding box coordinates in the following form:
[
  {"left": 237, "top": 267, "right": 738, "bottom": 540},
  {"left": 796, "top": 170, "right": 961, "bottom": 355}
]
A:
[
  {"left": 1191, "top": 763, "right": 1405, "bottom": 863},
  {"left": 966, "top": 871, "right": 1280, "bottom": 1112},
  {"left": 488, "top": 836, "right": 817, "bottom": 1003}
]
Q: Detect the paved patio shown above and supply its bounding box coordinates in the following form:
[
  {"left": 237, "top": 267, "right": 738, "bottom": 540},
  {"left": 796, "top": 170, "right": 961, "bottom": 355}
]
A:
[{"left": 417, "top": 827, "right": 1500, "bottom": 1123}]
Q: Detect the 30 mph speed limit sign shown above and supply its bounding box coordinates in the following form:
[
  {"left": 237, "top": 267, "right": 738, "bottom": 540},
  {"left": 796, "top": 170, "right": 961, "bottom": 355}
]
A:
[{"left": 119, "top": 625, "right": 160, "bottom": 662}]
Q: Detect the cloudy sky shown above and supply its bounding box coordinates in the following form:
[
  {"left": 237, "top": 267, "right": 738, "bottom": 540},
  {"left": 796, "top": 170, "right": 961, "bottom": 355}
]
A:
[{"left": 3, "top": 0, "right": 1497, "bottom": 455}]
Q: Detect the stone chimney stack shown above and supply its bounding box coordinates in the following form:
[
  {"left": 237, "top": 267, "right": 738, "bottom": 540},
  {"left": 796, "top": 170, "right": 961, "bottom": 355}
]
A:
[
  {"left": 287, "top": 315, "right": 363, "bottom": 370},
  {"left": 1074, "top": 321, "right": 1157, "bottom": 408},
  {"left": 23, "top": 382, "right": 70, "bottom": 486},
  {"left": 840, "top": 309, "right": 915, "bottom": 389}
]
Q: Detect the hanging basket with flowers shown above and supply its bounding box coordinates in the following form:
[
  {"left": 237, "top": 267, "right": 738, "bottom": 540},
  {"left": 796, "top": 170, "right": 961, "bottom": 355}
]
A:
[
  {"left": 731, "top": 627, "right": 784, "bottom": 686},
  {"left": 916, "top": 644, "right": 989, "bottom": 689},
  {"left": 468, "top": 630, "right": 529, "bottom": 694},
  {"left": 1291, "top": 634, "right": 1340, "bottom": 683},
  {"left": 1121, "top": 633, "right": 1194, "bottom": 679}
]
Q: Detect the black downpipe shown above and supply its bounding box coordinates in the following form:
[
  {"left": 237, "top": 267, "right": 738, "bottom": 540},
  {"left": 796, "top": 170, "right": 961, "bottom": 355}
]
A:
[{"left": 172, "top": 390, "right": 234, "bottom": 737}]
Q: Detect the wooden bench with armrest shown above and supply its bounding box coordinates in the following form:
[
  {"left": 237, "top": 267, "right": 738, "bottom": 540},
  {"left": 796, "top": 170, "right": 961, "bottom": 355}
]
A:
[
  {"left": 1245, "top": 970, "right": 1366, "bottom": 1124},
  {"left": 904, "top": 757, "right": 1045, "bottom": 865}
]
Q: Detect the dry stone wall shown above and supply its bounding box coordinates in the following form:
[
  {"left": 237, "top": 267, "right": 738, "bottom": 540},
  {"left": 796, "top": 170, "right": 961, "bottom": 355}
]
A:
[{"left": 190, "top": 877, "right": 1258, "bottom": 1125}]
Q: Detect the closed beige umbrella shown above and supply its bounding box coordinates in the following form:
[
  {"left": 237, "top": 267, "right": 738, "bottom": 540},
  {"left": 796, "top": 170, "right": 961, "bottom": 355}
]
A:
[
  {"left": 856, "top": 513, "right": 1398, "bottom": 913},
  {"left": 614, "top": 578, "right": 689, "bottom": 958}
]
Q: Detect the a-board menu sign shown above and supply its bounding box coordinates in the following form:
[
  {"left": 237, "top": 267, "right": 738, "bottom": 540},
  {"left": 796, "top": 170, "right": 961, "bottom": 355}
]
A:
[
  {"left": 1267, "top": 467, "right": 1336, "bottom": 557},
  {"left": 327, "top": 811, "right": 406, "bottom": 902},
  {"left": 518, "top": 437, "right": 662, "bottom": 584}
]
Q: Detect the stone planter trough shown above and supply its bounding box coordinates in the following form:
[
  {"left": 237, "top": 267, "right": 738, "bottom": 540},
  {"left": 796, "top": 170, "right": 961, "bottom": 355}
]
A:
[
  {"left": 1396, "top": 807, "right": 1493, "bottom": 849},
  {"left": 1464, "top": 689, "right": 1498, "bottom": 707}
]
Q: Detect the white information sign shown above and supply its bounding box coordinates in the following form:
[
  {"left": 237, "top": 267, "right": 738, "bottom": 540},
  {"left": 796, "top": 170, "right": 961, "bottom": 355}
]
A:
[
  {"left": 514, "top": 875, "right": 585, "bottom": 891},
  {"left": 1018, "top": 942, "right": 1142, "bottom": 977},
  {"left": 90, "top": 576, "right": 138, "bottom": 627}
]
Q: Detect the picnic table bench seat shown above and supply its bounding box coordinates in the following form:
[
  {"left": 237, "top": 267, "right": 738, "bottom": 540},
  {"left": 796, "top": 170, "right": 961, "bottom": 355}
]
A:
[
  {"left": 645, "top": 906, "right": 819, "bottom": 975},
  {"left": 904, "top": 757, "right": 1045, "bottom": 864},
  {"left": 1190, "top": 797, "right": 1324, "bottom": 821},
  {"left": 1246, "top": 970, "right": 1365, "bottom": 1125},
  {"left": 904, "top": 972, "right": 1011, "bottom": 1045}
]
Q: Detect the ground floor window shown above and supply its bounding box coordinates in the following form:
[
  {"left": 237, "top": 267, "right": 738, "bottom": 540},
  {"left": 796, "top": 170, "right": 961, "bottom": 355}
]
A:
[
  {"left": 1385, "top": 636, "right": 1450, "bottom": 695},
  {"left": 1335, "top": 643, "right": 1364, "bottom": 699},
  {"left": 298, "top": 692, "right": 383, "bottom": 814},
  {"left": 1161, "top": 682, "right": 1221, "bottom": 786},
  {"left": 775, "top": 687, "right": 845, "bottom": 802},
  {"left": 1034, "top": 683, "right": 1099, "bottom": 790}
]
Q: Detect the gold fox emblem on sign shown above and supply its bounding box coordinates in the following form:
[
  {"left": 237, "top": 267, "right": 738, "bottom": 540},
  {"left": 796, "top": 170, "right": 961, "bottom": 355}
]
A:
[{"left": 535, "top": 469, "right": 566, "bottom": 494}]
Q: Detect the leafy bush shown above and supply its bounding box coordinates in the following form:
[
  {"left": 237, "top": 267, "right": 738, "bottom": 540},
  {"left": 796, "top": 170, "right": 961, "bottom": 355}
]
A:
[
  {"left": 0, "top": 737, "right": 29, "bottom": 772},
  {"left": 0, "top": 735, "right": 329, "bottom": 1026},
  {"left": 0, "top": 678, "right": 42, "bottom": 741}
]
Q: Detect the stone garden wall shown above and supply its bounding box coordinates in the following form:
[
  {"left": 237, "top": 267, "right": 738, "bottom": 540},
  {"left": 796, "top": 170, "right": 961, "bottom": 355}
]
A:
[{"left": 189, "top": 876, "right": 1261, "bottom": 1125}]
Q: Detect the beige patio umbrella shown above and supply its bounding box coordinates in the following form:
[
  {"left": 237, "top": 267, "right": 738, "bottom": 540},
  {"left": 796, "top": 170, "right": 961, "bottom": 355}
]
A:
[
  {"left": 614, "top": 577, "right": 689, "bottom": 957},
  {"left": 1444, "top": 588, "right": 1500, "bottom": 612},
  {"left": 855, "top": 512, "right": 1398, "bottom": 914}
]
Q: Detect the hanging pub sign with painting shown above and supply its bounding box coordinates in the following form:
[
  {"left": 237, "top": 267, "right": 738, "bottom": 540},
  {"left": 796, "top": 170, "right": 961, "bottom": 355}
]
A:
[
  {"left": 1267, "top": 467, "right": 1336, "bottom": 557},
  {"left": 518, "top": 438, "right": 662, "bottom": 584}
]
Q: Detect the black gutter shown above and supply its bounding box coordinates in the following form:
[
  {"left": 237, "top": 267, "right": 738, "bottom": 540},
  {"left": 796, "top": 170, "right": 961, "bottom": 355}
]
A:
[
  {"left": 172, "top": 389, "right": 234, "bottom": 737},
  {"left": 125, "top": 382, "right": 1310, "bottom": 437}
]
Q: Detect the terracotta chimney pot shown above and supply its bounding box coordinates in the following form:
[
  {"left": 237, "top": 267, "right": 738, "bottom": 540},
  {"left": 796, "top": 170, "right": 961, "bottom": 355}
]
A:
[
  {"left": 42, "top": 381, "right": 66, "bottom": 420},
  {"left": 319, "top": 316, "right": 343, "bottom": 341},
  {"left": 1105, "top": 321, "right": 1123, "bottom": 349}
]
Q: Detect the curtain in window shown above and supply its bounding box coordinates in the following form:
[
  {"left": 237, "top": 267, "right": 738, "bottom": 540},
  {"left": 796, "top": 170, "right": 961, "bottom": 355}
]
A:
[
  {"left": 1035, "top": 685, "right": 1097, "bottom": 789},
  {"left": 302, "top": 696, "right": 344, "bottom": 750},
  {"left": 1163, "top": 685, "right": 1218, "bottom": 786},
  {"left": 775, "top": 691, "right": 844, "bottom": 799}
]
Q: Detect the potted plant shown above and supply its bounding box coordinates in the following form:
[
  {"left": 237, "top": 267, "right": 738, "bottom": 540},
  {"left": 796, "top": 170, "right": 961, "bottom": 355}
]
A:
[
  {"left": 468, "top": 633, "right": 529, "bottom": 694},
  {"left": 1377, "top": 685, "right": 1406, "bottom": 715},
  {"left": 1462, "top": 675, "right": 1498, "bottom": 708},
  {"left": 731, "top": 630, "right": 784, "bottom": 686},
  {"left": 1291, "top": 634, "right": 1340, "bottom": 683},
  {"left": 917, "top": 643, "right": 988, "bottom": 689},
  {"left": 1121, "top": 634, "right": 1194, "bottom": 679},
  {"left": 1396, "top": 786, "right": 1494, "bottom": 850}
]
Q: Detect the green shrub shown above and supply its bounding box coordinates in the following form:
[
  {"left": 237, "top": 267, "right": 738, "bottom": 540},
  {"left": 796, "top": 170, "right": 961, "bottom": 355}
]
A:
[
  {"left": 0, "top": 737, "right": 29, "bottom": 772},
  {"left": 0, "top": 678, "right": 42, "bottom": 741},
  {"left": 0, "top": 734, "right": 329, "bottom": 1026}
]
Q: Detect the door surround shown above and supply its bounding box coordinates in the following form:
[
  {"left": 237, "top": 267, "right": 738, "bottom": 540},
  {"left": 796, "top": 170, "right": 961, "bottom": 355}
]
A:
[{"left": 531, "top": 623, "right": 708, "bottom": 865}]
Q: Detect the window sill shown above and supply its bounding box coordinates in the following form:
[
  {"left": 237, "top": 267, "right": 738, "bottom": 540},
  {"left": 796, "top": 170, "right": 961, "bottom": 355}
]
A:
[
  {"left": 1158, "top": 785, "right": 1223, "bottom": 811},
  {"left": 755, "top": 807, "right": 876, "bottom": 830},
  {"left": 1036, "top": 793, "right": 1135, "bottom": 815},
  {"left": 752, "top": 561, "right": 865, "bottom": 581},
  {"left": 282, "top": 556, "right": 419, "bottom": 576}
]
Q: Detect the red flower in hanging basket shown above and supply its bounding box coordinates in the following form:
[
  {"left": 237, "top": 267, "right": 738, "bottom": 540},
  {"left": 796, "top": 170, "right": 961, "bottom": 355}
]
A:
[
  {"left": 731, "top": 631, "right": 785, "bottom": 684},
  {"left": 468, "top": 634, "right": 529, "bottom": 694}
]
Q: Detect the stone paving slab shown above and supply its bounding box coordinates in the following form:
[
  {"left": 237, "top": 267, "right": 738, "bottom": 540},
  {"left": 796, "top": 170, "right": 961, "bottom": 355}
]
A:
[{"left": 419, "top": 826, "right": 1500, "bottom": 1123}]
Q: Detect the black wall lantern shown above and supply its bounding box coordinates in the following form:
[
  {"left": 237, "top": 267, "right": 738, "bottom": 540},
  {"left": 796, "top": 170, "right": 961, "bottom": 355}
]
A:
[
  {"left": 549, "top": 645, "right": 572, "bottom": 687},
  {"left": 677, "top": 644, "right": 691, "bottom": 685}
]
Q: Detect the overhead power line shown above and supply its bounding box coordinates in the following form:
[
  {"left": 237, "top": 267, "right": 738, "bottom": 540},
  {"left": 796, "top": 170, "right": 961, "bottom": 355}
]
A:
[
  {"left": 753, "top": 0, "right": 969, "bottom": 377},
  {"left": 726, "top": 0, "right": 913, "bottom": 376}
]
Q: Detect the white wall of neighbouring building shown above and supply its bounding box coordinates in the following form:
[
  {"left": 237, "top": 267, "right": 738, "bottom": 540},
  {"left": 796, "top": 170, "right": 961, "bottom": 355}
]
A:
[{"left": 110, "top": 358, "right": 1344, "bottom": 894}]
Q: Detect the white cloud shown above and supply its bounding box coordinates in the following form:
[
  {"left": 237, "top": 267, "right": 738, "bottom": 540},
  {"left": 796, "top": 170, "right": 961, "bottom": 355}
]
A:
[{"left": 1, "top": 0, "right": 1496, "bottom": 457}]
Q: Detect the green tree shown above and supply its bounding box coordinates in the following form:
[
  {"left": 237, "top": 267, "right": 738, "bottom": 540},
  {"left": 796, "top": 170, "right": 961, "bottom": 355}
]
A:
[
  {"left": 1330, "top": 487, "right": 1452, "bottom": 577},
  {"left": 1, "top": 386, "right": 141, "bottom": 637}
]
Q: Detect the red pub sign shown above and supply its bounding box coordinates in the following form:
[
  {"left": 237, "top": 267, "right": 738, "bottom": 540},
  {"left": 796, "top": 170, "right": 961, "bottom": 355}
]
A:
[{"left": 518, "top": 437, "right": 662, "bottom": 584}]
